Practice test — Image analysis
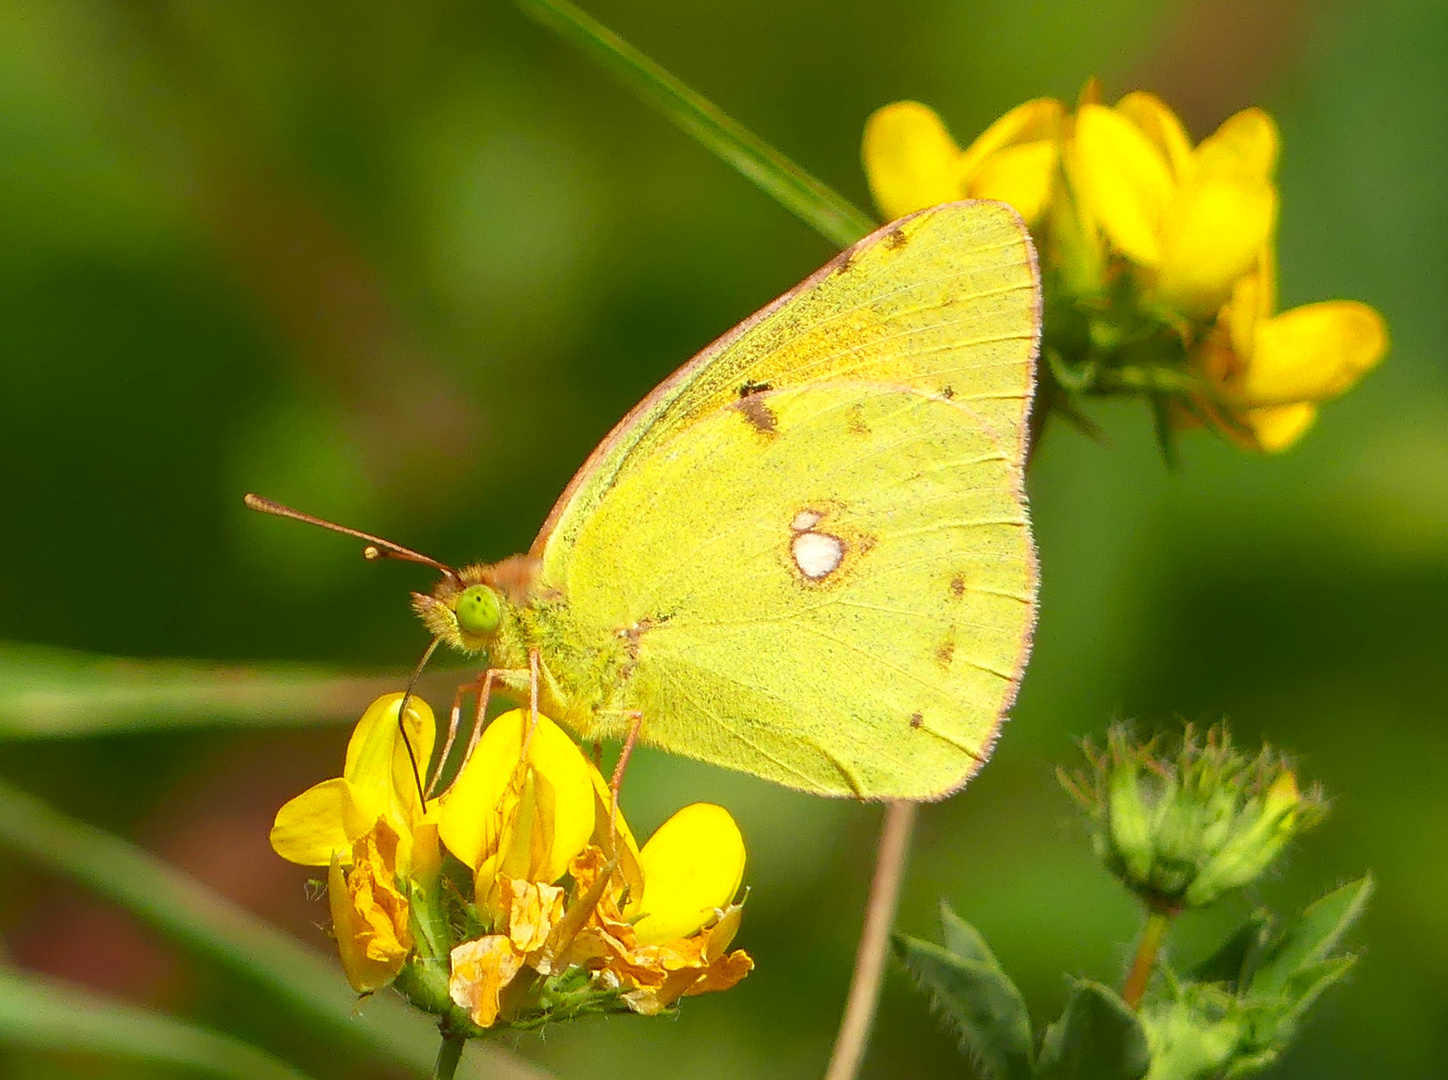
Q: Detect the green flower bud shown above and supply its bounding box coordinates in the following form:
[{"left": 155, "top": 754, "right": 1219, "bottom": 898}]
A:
[{"left": 1059, "top": 724, "right": 1324, "bottom": 910}]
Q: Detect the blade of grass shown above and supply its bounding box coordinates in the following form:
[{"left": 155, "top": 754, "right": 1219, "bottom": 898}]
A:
[
  {"left": 512, "top": 0, "right": 877, "bottom": 248},
  {"left": 0, "top": 641, "right": 440, "bottom": 738},
  {"left": 0, "top": 965, "right": 316, "bottom": 1080},
  {"left": 0, "top": 778, "right": 548, "bottom": 1080}
]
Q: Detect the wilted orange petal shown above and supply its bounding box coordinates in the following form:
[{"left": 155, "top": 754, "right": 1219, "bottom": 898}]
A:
[
  {"left": 449, "top": 936, "right": 524, "bottom": 1029},
  {"left": 684, "top": 950, "right": 755, "bottom": 997},
  {"left": 502, "top": 878, "right": 566, "bottom": 955}
]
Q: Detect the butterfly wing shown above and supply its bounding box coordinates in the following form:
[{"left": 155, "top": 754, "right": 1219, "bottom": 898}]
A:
[
  {"left": 551, "top": 382, "right": 1035, "bottom": 799},
  {"left": 532, "top": 201, "right": 1039, "bottom": 581}
]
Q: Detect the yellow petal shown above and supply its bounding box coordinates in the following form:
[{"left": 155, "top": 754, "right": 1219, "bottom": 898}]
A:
[
  {"left": 437, "top": 710, "right": 594, "bottom": 883},
  {"left": 862, "top": 101, "right": 964, "bottom": 220},
  {"left": 1239, "top": 301, "right": 1389, "bottom": 405},
  {"left": 270, "top": 778, "right": 354, "bottom": 867},
  {"left": 586, "top": 760, "right": 646, "bottom": 918},
  {"left": 1195, "top": 107, "right": 1280, "bottom": 184},
  {"left": 328, "top": 851, "right": 408, "bottom": 994},
  {"left": 1114, "top": 92, "right": 1193, "bottom": 179},
  {"left": 1156, "top": 177, "right": 1277, "bottom": 315},
  {"left": 634, "top": 803, "right": 746, "bottom": 946},
  {"left": 1072, "top": 103, "right": 1175, "bottom": 266},
  {"left": 964, "top": 139, "right": 1059, "bottom": 226},
  {"left": 449, "top": 936, "right": 523, "bottom": 1029},
  {"left": 343, "top": 694, "right": 435, "bottom": 835},
  {"left": 1243, "top": 403, "right": 1319, "bottom": 453},
  {"left": 956, "top": 98, "right": 1063, "bottom": 185}
]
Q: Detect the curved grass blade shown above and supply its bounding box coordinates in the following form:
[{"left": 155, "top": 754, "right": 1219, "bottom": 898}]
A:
[
  {"left": 0, "top": 965, "right": 316, "bottom": 1080},
  {"left": 0, "top": 641, "right": 407, "bottom": 738},
  {"left": 513, "top": 0, "right": 877, "bottom": 248},
  {"left": 0, "top": 778, "right": 548, "bottom": 1080}
]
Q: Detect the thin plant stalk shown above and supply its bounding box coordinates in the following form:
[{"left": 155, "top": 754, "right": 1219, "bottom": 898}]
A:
[
  {"left": 511, "top": 0, "right": 876, "bottom": 248},
  {"left": 1121, "top": 908, "right": 1174, "bottom": 1009},
  {"left": 822, "top": 800, "right": 917, "bottom": 1080}
]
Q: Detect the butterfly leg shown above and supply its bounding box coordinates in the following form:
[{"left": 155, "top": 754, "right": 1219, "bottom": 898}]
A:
[
  {"left": 608, "top": 710, "right": 644, "bottom": 842},
  {"left": 425, "top": 670, "right": 496, "bottom": 798}
]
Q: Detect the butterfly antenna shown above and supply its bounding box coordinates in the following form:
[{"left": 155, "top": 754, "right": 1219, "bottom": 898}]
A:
[
  {"left": 243, "top": 494, "right": 462, "bottom": 585},
  {"left": 396, "top": 637, "right": 441, "bottom": 805}
]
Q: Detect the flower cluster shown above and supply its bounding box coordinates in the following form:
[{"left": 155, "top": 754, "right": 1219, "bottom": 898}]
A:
[
  {"left": 1058, "top": 724, "right": 1325, "bottom": 910},
  {"left": 270, "top": 694, "right": 751, "bottom": 1034},
  {"left": 862, "top": 85, "right": 1388, "bottom": 453}
]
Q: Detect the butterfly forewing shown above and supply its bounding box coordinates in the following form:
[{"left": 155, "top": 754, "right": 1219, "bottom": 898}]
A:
[
  {"left": 549, "top": 383, "right": 1034, "bottom": 799},
  {"left": 534, "top": 201, "right": 1038, "bottom": 579}
]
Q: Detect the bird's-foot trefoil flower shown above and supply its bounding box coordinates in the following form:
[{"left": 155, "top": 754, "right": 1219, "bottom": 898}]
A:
[
  {"left": 270, "top": 692, "right": 440, "bottom": 993},
  {"left": 270, "top": 695, "right": 751, "bottom": 1036},
  {"left": 861, "top": 83, "right": 1387, "bottom": 455}
]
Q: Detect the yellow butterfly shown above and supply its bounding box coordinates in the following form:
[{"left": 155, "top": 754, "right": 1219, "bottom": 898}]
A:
[{"left": 250, "top": 200, "right": 1040, "bottom": 801}]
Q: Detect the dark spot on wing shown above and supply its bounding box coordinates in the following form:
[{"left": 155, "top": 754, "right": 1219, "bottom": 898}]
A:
[
  {"left": 848, "top": 405, "right": 871, "bottom": 436},
  {"left": 885, "top": 228, "right": 909, "bottom": 249},
  {"left": 834, "top": 249, "right": 856, "bottom": 275},
  {"left": 738, "top": 379, "right": 772, "bottom": 398},
  {"left": 909, "top": 712, "right": 923, "bottom": 729},
  {"left": 949, "top": 575, "right": 966, "bottom": 598},
  {"left": 940, "top": 385, "right": 955, "bottom": 400},
  {"left": 935, "top": 641, "right": 955, "bottom": 669},
  {"left": 733, "top": 394, "right": 778, "bottom": 436},
  {"left": 857, "top": 533, "right": 879, "bottom": 555}
]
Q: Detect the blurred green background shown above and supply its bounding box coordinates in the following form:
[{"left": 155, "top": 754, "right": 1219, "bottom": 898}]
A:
[{"left": 1, "top": 0, "right": 1444, "bottom": 1077}]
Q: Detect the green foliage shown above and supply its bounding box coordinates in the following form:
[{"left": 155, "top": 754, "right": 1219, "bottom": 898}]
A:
[
  {"left": 899, "top": 879, "right": 1367, "bottom": 1080},
  {"left": 893, "top": 904, "right": 1033, "bottom": 1080},
  {"left": 512, "top": 0, "right": 876, "bottom": 249},
  {"left": 0, "top": 778, "right": 535, "bottom": 1080},
  {"left": 0, "top": 965, "right": 317, "bottom": 1080},
  {"left": 1036, "top": 981, "right": 1150, "bottom": 1080}
]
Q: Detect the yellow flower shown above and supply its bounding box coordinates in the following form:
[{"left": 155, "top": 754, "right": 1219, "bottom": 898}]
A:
[
  {"left": 436, "top": 708, "right": 597, "bottom": 909},
  {"left": 1070, "top": 94, "right": 1279, "bottom": 316},
  {"left": 543, "top": 804, "right": 751, "bottom": 1018},
  {"left": 1195, "top": 248, "right": 1388, "bottom": 451},
  {"left": 270, "top": 693, "right": 440, "bottom": 993},
  {"left": 439, "top": 714, "right": 751, "bottom": 1028},
  {"left": 863, "top": 98, "right": 1064, "bottom": 225}
]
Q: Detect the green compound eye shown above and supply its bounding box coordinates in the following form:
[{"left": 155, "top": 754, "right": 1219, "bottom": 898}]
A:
[{"left": 455, "top": 584, "right": 502, "bottom": 636}]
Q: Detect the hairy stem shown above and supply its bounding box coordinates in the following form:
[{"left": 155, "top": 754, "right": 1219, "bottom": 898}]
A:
[
  {"left": 822, "top": 800, "right": 917, "bottom": 1080},
  {"left": 1121, "top": 908, "right": 1174, "bottom": 1008},
  {"left": 433, "top": 1029, "right": 466, "bottom": 1080}
]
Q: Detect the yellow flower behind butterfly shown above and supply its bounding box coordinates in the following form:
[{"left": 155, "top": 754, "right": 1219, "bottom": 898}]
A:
[{"left": 862, "top": 87, "right": 1387, "bottom": 453}]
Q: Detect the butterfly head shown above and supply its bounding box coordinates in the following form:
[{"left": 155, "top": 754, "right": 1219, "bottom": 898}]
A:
[{"left": 411, "top": 555, "right": 541, "bottom": 656}]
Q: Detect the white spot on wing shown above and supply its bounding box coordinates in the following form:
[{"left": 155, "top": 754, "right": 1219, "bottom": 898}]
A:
[
  {"left": 793, "top": 531, "right": 844, "bottom": 579},
  {"left": 791, "top": 509, "right": 823, "bottom": 532}
]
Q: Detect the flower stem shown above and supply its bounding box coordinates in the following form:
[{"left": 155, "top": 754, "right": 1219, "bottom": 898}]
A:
[
  {"left": 433, "top": 1030, "right": 465, "bottom": 1080},
  {"left": 1121, "top": 907, "right": 1174, "bottom": 1008},
  {"left": 823, "top": 800, "right": 916, "bottom": 1080}
]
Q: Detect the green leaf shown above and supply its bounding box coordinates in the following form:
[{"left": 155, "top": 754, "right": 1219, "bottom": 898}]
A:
[
  {"left": 0, "top": 640, "right": 400, "bottom": 738},
  {"left": 0, "top": 964, "right": 315, "bottom": 1080},
  {"left": 1187, "top": 910, "right": 1272, "bottom": 989},
  {"left": 893, "top": 924, "right": 1033, "bottom": 1080},
  {"left": 1036, "top": 980, "right": 1150, "bottom": 1080},
  {"left": 0, "top": 778, "right": 547, "bottom": 1080},
  {"left": 1247, "top": 874, "right": 1372, "bottom": 1001},
  {"left": 511, "top": 0, "right": 877, "bottom": 248}
]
